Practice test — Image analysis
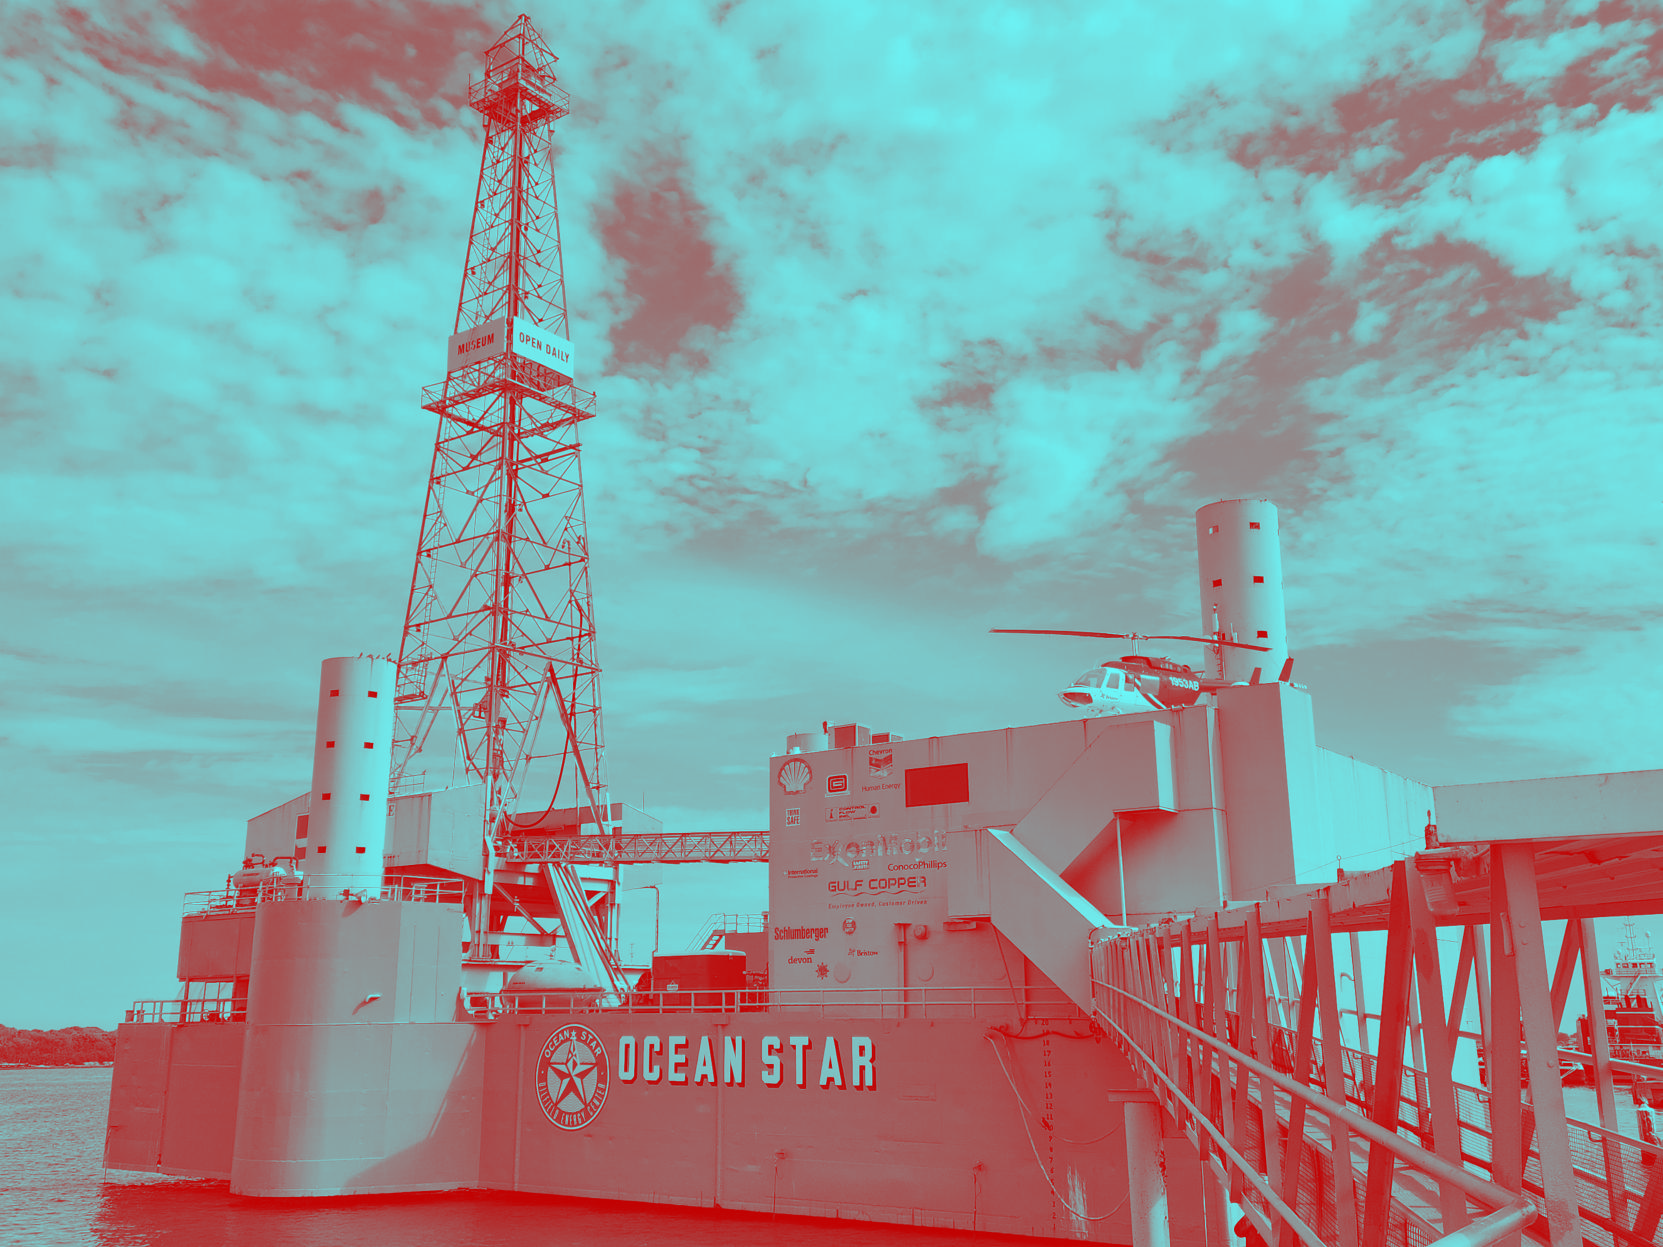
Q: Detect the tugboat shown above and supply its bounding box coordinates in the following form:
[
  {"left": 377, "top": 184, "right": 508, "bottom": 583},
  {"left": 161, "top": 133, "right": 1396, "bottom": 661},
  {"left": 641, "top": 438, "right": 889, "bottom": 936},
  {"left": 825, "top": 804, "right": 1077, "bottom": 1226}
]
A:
[{"left": 1572, "top": 923, "right": 1663, "bottom": 1096}]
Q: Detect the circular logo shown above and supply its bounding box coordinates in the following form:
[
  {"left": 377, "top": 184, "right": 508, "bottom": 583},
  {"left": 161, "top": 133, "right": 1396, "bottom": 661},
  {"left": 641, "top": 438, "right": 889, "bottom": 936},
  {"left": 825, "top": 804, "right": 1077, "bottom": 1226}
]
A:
[
  {"left": 536, "top": 1024, "right": 610, "bottom": 1130},
  {"left": 842, "top": 917, "right": 857, "bottom": 936}
]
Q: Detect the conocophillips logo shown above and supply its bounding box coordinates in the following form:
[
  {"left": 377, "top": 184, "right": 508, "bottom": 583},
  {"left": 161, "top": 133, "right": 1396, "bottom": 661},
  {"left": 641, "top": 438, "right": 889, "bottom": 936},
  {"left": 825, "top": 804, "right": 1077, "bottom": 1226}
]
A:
[
  {"left": 778, "top": 759, "right": 812, "bottom": 794},
  {"left": 537, "top": 1023, "right": 610, "bottom": 1130}
]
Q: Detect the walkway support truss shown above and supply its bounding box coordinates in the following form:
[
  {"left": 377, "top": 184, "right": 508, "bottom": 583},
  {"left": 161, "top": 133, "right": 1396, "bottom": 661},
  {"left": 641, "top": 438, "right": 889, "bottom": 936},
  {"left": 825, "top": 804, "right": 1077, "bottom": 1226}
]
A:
[{"left": 1093, "top": 832, "right": 1663, "bottom": 1247}]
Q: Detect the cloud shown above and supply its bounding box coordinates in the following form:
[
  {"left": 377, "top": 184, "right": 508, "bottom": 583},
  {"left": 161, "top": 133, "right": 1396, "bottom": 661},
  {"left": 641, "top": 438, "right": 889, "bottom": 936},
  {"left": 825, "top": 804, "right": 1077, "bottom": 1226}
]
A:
[{"left": 5, "top": 0, "right": 1663, "bottom": 1023}]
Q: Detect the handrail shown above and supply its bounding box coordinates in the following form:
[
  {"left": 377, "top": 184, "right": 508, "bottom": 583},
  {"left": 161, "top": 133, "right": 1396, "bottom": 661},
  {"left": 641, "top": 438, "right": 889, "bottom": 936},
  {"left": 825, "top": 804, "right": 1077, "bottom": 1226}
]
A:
[
  {"left": 1557, "top": 1045, "right": 1663, "bottom": 1079},
  {"left": 182, "top": 875, "right": 466, "bottom": 915},
  {"left": 1098, "top": 980, "right": 1538, "bottom": 1219},
  {"left": 1421, "top": 1202, "right": 1540, "bottom": 1247},
  {"left": 497, "top": 830, "right": 769, "bottom": 865},
  {"left": 468, "top": 983, "right": 1086, "bottom": 1019},
  {"left": 1100, "top": 1011, "right": 1328, "bottom": 1247}
]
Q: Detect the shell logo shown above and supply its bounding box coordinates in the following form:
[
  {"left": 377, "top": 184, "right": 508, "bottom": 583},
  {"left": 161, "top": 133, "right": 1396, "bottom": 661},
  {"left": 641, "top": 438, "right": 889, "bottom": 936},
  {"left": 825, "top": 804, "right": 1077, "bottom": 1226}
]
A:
[{"left": 778, "top": 759, "right": 812, "bottom": 794}]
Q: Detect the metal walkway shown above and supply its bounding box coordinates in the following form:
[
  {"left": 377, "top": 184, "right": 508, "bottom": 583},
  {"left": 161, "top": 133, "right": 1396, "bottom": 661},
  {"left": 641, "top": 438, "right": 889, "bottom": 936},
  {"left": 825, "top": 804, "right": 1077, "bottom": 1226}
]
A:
[
  {"left": 1093, "top": 827, "right": 1663, "bottom": 1247},
  {"left": 497, "top": 829, "right": 769, "bottom": 864}
]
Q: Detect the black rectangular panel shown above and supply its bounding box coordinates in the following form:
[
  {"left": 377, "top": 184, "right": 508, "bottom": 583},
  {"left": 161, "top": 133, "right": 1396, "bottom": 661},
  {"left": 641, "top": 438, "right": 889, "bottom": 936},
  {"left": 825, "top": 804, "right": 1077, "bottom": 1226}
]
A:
[{"left": 904, "top": 762, "right": 969, "bottom": 808}]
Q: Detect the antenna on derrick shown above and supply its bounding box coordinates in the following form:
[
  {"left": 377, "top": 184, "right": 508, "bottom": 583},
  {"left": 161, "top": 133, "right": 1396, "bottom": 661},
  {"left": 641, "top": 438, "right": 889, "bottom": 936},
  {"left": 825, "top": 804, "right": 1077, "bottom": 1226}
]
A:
[{"left": 391, "top": 15, "right": 606, "bottom": 957}]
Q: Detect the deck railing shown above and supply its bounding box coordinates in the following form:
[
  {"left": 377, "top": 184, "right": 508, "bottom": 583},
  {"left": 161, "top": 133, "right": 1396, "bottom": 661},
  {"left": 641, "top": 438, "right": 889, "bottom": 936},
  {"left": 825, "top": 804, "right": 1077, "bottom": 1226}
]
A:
[
  {"left": 464, "top": 983, "right": 1085, "bottom": 1020},
  {"left": 124, "top": 999, "right": 245, "bottom": 1024},
  {"left": 182, "top": 874, "right": 466, "bottom": 916}
]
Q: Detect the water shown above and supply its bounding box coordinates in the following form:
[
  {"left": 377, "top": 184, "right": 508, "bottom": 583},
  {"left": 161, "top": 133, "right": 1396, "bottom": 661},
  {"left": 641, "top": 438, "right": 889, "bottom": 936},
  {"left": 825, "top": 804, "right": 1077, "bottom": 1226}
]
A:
[
  {"left": 1, "top": 1068, "right": 1010, "bottom": 1247},
  {"left": 6, "top": 1070, "right": 1650, "bottom": 1245}
]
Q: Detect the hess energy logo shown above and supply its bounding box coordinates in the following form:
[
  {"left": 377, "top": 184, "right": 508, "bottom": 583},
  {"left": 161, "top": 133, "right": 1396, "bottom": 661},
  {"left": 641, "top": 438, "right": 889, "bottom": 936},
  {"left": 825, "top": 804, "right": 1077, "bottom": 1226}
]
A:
[{"left": 537, "top": 1023, "right": 610, "bottom": 1129}]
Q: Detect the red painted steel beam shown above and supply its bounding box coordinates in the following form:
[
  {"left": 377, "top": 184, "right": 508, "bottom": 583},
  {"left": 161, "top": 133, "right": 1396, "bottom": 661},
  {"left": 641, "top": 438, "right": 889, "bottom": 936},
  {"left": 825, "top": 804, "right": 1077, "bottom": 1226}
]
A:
[{"left": 498, "top": 831, "right": 770, "bottom": 864}]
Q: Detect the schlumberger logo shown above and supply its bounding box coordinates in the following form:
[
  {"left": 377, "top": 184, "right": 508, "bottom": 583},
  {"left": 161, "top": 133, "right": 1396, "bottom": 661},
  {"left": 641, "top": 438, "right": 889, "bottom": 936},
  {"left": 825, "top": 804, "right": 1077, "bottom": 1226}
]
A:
[{"left": 774, "top": 925, "right": 829, "bottom": 941}]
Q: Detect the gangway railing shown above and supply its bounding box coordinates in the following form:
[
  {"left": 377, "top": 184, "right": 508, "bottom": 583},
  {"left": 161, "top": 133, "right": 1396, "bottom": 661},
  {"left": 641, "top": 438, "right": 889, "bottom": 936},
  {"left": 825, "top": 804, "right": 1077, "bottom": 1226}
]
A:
[
  {"left": 689, "top": 912, "right": 767, "bottom": 952},
  {"left": 1093, "top": 836, "right": 1663, "bottom": 1247}
]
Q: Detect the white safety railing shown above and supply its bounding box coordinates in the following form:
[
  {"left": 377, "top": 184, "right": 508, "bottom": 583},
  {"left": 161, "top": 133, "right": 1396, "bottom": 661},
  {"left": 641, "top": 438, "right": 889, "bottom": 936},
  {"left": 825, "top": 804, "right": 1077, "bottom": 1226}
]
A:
[
  {"left": 465, "top": 983, "right": 1085, "bottom": 1021},
  {"left": 182, "top": 874, "right": 466, "bottom": 916}
]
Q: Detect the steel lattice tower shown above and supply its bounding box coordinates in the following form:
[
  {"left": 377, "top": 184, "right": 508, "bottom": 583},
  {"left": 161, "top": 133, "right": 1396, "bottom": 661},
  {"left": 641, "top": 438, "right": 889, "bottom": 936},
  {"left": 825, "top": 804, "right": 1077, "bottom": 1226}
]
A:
[{"left": 393, "top": 16, "right": 604, "bottom": 855}]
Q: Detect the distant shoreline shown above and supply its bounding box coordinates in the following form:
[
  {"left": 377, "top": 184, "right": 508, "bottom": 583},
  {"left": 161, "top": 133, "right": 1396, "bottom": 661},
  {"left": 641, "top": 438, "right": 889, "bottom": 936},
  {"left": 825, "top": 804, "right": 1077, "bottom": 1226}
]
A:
[{"left": 0, "top": 1062, "right": 114, "bottom": 1069}]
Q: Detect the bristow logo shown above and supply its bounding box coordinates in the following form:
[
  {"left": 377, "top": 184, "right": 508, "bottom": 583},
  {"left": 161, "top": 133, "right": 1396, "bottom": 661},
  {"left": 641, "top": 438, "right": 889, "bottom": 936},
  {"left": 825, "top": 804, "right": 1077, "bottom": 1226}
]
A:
[{"left": 537, "top": 1023, "right": 610, "bottom": 1130}]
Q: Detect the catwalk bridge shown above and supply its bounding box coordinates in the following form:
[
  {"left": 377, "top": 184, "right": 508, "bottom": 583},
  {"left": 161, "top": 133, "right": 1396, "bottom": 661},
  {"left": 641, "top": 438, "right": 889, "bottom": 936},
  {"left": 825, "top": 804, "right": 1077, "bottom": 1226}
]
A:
[
  {"left": 1092, "top": 769, "right": 1663, "bottom": 1247},
  {"left": 496, "top": 830, "right": 769, "bottom": 865}
]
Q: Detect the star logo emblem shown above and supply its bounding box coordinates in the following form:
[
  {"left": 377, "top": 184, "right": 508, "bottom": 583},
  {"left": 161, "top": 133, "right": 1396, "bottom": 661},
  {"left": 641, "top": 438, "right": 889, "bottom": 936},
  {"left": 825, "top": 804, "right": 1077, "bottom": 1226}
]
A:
[
  {"left": 546, "top": 1045, "right": 598, "bottom": 1112},
  {"left": 535, "top": 1023, "right": 609, "bottom": 1130},
  {"left": 815, "top": 962, "right": 829, "bottom": 979}
]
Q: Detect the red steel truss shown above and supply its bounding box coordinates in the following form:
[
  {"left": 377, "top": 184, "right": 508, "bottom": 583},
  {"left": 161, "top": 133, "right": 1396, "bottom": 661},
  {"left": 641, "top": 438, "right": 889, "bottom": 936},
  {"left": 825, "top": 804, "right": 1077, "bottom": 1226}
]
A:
[
  {"left": 393, "top": 15, "right": 604, "bottom": 845},
  {"left": 497, "top": 830, "right": 771, "bottom": 866},
  {"left": 1093, "top": 832, "right": 1663, "bottom": 1247}
]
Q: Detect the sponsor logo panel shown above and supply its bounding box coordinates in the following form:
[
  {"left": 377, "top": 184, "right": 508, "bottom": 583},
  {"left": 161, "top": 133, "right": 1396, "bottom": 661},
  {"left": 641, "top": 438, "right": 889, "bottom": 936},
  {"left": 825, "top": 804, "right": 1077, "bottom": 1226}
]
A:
[
  {"left": 810, "top": 830, "right": 947, "bottom": 867},
  {"left": 825, "top": 803, "right": 879, "bottom": 822},
  {"left": 777, "top": 759, "right": 812, "bottom": 794},
  {"left": 773, "top": 925, "right": 830, "bottom": 940}
]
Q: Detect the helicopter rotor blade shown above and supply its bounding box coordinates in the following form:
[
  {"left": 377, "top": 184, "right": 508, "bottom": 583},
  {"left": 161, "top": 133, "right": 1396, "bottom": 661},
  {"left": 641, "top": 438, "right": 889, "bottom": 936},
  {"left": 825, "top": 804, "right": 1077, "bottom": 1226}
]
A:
[
  {"left": 1139, "top": 634, "right": 1274, "bottom": 652},
  {"left": 989, "top": 629, "right": 1273, "bottom": 653},
  {"left": 988, "top": 629, "right": 1136, "bottom": 640}
]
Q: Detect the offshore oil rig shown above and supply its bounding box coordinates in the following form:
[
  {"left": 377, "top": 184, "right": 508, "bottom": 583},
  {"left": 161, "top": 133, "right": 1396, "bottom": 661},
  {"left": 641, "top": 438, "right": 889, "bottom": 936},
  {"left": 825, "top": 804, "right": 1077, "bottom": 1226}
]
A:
[{"left": 105, "top": 16, "right": 1663, "bottom": 1247}]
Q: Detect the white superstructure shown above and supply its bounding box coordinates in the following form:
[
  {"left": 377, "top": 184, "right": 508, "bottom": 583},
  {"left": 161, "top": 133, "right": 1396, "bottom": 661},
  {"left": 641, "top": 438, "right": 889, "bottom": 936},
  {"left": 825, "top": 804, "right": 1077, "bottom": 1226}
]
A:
[
  {"left": 304, "top": 656, "right": 395, "bottom": 891},
  {"left": 1195, "top": 499, "right": 1288, "bottom": 684}
]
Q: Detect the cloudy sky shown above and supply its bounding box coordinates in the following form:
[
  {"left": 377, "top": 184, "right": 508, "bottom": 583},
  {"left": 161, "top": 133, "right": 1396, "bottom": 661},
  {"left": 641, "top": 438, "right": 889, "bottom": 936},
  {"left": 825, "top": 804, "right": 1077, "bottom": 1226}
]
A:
[{"left": 4, "top": 0, "right": 1660, "bottom": 1027}]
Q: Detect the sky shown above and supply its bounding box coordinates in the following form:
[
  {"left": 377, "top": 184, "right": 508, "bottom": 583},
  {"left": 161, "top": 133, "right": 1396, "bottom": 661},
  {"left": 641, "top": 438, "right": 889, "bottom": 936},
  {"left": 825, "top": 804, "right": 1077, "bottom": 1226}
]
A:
[{"left": 3, "top": 0, "right": 1661, "bottom": 1028}]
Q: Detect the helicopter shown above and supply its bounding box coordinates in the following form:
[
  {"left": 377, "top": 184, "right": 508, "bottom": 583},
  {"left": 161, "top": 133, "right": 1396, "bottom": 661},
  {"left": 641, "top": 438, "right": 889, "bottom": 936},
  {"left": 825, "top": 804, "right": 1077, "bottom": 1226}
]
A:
[{"left": 989, "top": 629, "right": 1289, "bottom": 714}]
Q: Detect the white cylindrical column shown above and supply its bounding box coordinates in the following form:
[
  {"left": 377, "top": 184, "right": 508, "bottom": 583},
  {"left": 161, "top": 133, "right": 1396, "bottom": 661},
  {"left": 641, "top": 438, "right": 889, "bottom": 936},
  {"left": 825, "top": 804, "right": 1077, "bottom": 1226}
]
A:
[
  {"left": 304, "top": 656, "right": 395, "bottom": 892},
  {"left": 1195, "top": 499, "right": 1288, "bottom": 684},
  {"left": 1124, "top": 1099, "right": 1171, "bottom": 1247}
]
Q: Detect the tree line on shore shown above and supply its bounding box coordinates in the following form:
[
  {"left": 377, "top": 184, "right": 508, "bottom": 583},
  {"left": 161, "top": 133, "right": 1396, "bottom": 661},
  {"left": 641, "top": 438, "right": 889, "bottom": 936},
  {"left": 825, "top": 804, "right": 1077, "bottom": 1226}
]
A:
[{"left": 0, "top": 1026, "right": 116, "bottom": 1066}]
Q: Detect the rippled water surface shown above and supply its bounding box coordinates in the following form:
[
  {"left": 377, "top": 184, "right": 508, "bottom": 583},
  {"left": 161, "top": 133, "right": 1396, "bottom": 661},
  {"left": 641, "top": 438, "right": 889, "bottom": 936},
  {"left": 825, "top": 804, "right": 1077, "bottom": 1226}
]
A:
[{"left": 0, "top": 1068, "right": 1002, "bottom": 1247}]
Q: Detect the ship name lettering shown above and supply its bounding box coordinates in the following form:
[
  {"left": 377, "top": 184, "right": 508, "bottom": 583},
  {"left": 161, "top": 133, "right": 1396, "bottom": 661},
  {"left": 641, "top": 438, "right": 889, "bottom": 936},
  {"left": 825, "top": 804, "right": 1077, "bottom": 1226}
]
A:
[{"left": 613, "top": 1034, "right": 868, "bottom": 1090}]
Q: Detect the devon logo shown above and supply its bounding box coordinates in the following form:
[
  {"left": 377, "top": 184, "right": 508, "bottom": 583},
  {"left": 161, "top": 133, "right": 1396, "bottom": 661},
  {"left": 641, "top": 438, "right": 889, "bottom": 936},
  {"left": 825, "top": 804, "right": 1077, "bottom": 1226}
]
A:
[{"left": 537, "top": 1023, "right": 610, "bottom": 1130}]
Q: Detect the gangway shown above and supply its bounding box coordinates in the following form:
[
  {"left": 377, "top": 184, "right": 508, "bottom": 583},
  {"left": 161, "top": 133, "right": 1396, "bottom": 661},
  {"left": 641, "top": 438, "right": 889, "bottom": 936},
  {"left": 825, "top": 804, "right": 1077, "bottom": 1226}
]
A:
[
  {"left": 1089, "top": 777, "right": 1663, "bottom": 1247},
  {"left": 498, "top": 829, "right": 768, "bottom": 864}
]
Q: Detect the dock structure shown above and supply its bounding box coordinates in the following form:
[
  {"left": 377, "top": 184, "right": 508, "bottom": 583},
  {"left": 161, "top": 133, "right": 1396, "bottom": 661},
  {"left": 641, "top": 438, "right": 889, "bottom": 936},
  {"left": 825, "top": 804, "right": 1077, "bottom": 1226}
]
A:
[{"left": 1095, "top": 770, "right": 1663, "bottom": 1247}]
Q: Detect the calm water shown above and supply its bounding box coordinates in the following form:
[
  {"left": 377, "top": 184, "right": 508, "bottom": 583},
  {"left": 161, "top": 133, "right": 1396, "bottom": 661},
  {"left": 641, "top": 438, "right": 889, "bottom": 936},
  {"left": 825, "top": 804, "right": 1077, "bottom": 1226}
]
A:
[
  {"left": 4, "top": 1070, "right": 1646, "bottom": 1246},
  {"left": 0, "top": 1068, "right": 1007, "bottom": 1247}
]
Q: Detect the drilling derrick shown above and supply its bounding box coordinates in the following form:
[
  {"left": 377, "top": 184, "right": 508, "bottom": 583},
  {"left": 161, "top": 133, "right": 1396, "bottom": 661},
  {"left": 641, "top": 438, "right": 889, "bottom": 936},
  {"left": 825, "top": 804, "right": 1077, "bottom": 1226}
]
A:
[{"left": 394, "top": 16, "right": 607, "bottom": 965}]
